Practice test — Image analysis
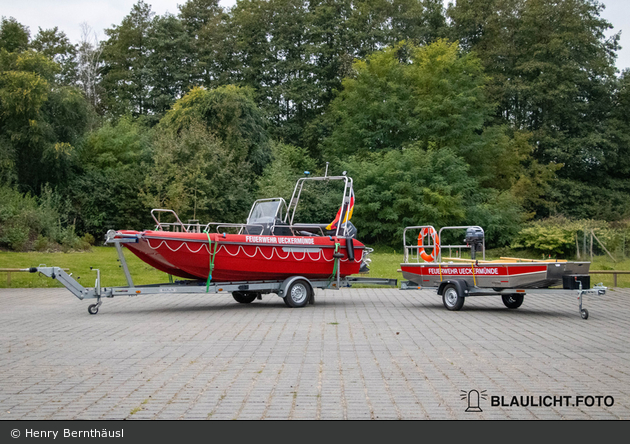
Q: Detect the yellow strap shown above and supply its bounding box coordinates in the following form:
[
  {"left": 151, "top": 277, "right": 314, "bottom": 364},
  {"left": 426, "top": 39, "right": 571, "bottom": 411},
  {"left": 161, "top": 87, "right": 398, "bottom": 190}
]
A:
[{"left": 471, "top": 263, "right": 476, "bottom": 286}]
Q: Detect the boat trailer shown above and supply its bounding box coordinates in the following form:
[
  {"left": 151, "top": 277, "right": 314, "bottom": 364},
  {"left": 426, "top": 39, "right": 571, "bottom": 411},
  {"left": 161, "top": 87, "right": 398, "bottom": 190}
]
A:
[
  {"left": 400, "top": 279, "right": 606, "bottom": 320},
  {"left": 27, "top": 237, "right": 396, "bottom": 315},
  {"left": 399, "top": 225, "right": 607, "bottom": 320}
]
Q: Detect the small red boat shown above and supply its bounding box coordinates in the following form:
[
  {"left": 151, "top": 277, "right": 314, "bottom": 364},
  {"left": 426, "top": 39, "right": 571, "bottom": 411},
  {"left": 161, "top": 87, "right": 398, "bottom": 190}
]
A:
[
  {"left": 400, "top": 225, "right": 590, "bottom": 289},
  {"left": 107, "top": 173, "right": 368, "bottom": 283}
]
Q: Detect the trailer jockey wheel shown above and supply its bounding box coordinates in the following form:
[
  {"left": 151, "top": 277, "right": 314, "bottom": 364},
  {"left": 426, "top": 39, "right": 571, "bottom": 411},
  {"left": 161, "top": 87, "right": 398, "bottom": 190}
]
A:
[
  {"left": 442, "top": 284, "right": 464, "bottom": 311},
  {"left": 581, "top": 308, "right": 589, "bottom": 320},
  {"left": 285, "top": 279, "right": 311, "bottom": 308},
  {"left": 232, "top": 292, "right": 258, "bottom": 304},
  {"left": 501, "top": 294, "right": 524, "bottom": 309},
  {"left": 88, "top": 304, "right": 99, "bottom": 315}
]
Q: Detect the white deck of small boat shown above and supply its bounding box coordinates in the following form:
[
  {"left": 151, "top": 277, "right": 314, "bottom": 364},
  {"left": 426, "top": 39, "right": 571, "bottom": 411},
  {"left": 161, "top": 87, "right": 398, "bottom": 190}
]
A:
[{"left": 1, "top": 285, "right": 628, "bottom": 420}]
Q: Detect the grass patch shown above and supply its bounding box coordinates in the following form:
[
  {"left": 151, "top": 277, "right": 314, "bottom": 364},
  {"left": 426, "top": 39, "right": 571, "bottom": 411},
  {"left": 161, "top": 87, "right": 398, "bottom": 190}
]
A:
[{"left": 0, "top": 246, "right": 170, "bottom": 289}]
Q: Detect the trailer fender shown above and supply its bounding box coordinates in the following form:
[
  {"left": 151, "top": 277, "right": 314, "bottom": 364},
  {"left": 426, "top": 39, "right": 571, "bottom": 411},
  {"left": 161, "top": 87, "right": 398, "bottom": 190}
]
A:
[
  {"left": 279, "top": 276, "right": 313, "bottom": 298},
  {"left": 437, "top": 279, "right": 469, "bottom": 297},
  {"left": 279, "top": 276, "right": 315, "bottom": 307}
]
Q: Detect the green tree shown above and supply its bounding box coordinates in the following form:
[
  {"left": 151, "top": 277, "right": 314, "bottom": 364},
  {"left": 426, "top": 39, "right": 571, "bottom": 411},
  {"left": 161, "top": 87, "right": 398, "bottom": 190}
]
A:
[
  {"left": 159, "top": 85, "right": 272, "bottom": 175},
  {"left": 146, "top": 13, "right": 192, "bottom": 117},
  {"left": 0, "top": 46, "right": 90, "bottom": 192},
  {"left": 322, "top": 41, "right": 496, "bottom": 163},
  {"left": 319, "top": 40, "right": 536, "bottom": 246},
  {"left": 67, "top": 118, "right": 151, "bottom": 237},
  {"left": 142, "top": 121, "right": 254, "bottom": 223},
  {"left": 448, "top": 0, "right": 622, "bottom": 218},
  {"left": 178, "top": 0, "right": 233, "bottom": 88},
  {"left": 32, "top": 27, "right": 77, "bottom": 84},
  {"left": 0, "top": 17, "right": 29, "bottom": 53},
  {"left": 100, "top": 0, "right": 155, "bottom": 117}
]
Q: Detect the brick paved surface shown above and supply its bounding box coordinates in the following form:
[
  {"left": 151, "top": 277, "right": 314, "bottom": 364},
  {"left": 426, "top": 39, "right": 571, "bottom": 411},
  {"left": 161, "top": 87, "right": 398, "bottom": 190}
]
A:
[{"left": 0, "top": 286, "right": 628, "bottom": 420}]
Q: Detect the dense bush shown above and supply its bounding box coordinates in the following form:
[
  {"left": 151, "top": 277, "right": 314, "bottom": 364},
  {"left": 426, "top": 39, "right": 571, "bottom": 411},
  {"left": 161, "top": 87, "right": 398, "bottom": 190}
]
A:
[
  {"left": 511, "top": 216, "right": 630, "bottom": 258},
  {"left": 0, "top": 185, "right": 87, "bottom": 251}
]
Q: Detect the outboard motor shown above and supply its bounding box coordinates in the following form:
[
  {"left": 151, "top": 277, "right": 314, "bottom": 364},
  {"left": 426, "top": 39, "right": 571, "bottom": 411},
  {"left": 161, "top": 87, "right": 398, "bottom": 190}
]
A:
[
  {"left": 464, "top": 227, "right": 484, "bottom": 260},
  {"left": 340, "top": 221, "right": 357, "bottom": 239}
]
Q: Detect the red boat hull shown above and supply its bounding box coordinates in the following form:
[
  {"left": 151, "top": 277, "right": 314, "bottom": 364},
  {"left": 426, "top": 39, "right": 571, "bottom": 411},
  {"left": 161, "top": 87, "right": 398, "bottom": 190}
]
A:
[
  {"left": 117, "top": 230, "right": 365, "bottom": 282},
  {"left": 401, "top": 261, "right": 590, "bottom": 289}
]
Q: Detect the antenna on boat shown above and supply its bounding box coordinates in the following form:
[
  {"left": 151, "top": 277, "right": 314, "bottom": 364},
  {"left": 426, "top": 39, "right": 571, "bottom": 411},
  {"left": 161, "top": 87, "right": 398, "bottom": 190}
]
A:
[{"left": 324, "top": 162, "right": 329, "bottom": 178}]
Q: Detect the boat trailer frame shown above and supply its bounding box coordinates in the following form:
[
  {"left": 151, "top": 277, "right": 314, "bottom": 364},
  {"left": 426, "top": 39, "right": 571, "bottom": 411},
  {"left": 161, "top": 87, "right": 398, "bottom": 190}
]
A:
[
  {"left": 27, "top": 236, "right": 396, "bottom": 315},
  {"left": 400, "top": 279, "right": 606, "bottom": 320}
]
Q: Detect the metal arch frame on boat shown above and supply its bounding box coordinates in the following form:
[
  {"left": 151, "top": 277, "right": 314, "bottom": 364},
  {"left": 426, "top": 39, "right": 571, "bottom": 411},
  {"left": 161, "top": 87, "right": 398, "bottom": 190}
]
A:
[{"left": 147, "top": 170, "right": 355, "bottom": 240}]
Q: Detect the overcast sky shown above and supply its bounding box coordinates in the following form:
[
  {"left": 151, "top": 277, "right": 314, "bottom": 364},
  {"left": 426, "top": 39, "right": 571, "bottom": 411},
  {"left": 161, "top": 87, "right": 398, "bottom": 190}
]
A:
[{"left": 1, "top": 0, "right": 628, "bottom": 71}]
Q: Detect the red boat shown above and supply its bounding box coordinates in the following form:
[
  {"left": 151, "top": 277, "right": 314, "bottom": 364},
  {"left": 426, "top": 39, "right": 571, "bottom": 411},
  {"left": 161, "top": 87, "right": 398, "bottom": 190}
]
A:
[
  {"left": 107, "top": 173, "right": 369, "bottom": 283},
  {"left": 400, "top": 225, "right": 590, "bottom": 289}
]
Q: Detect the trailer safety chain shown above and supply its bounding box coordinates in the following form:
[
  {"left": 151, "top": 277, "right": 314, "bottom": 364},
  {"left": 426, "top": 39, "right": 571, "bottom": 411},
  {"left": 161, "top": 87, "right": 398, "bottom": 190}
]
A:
[{"left": 203, "top": 230, "right": 219, "bottom": 293}]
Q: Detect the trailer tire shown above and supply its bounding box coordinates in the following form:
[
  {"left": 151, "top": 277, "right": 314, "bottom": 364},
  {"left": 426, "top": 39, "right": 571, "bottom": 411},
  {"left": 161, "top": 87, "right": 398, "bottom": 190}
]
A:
[
  {"left": 285, "top": 279, "right": 311, "bottom": 308},
  {"left": 581, "top": 308, "right": 589, "bottom": 320},
  {"left": 88, "top": 304, "right": 99, "bottom": 315},
  {"left": 502, "top": 294, "right": 524, "bottom": 309},
  {"left": 442, "top": 284, "right": 464, "bottom": 311},
  {"left": 232, "top": 292, "right": 257, "bottom": 304}
]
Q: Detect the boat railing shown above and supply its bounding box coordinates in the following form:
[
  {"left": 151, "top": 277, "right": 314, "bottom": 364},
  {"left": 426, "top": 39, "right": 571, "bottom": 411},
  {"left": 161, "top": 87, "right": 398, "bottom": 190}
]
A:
[
  {"left": 151, "top": 209, "right": 190, "bottom": 232},
  {"left": 402, "top": 225, "right": 486, "bottom": 263},
  {"left": 203, "top": 223, "right": 266, "bottom": 235},
  {"left": 403, "top": 225, "right": 439, "bottom": 263},
  {"left": 280, "top": 223, "right": 327, "bottom": 237}
]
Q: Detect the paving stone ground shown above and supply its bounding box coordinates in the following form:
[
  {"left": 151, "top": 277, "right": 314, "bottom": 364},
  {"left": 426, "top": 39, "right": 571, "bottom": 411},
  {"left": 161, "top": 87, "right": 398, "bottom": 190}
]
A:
[{"left": 0, "top": 285, "right": 628, "bottom": 420}]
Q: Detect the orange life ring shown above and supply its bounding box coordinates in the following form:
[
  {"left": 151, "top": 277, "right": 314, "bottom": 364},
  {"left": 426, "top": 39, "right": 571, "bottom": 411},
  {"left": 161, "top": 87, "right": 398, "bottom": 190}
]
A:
[{"left": 417, "top": 227, "right": 440, "bottom": 262}]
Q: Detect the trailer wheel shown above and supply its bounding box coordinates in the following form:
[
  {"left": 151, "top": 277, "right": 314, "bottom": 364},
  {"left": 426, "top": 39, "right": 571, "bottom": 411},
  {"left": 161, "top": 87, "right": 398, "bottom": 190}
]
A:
[
  {"left": 581, "top": 309, "right": 589, "bottom": 320},
  {"left": 501, "top": 294, "right": 524, "bottom": 309},
  {"left": 283, "top": 295, "right": 292, "bottom": 307},
  {"left": 232, "top": 292, "right": 258, "bottom": 304},
  {"left": 88, "top": 304, "right": 99, "bottom": 315},
  {"left": 442, "top": 284, "right": 464, "bottom": 311},
  {"left": 285, "top": 279, "right": 311, "bottom": 308}
]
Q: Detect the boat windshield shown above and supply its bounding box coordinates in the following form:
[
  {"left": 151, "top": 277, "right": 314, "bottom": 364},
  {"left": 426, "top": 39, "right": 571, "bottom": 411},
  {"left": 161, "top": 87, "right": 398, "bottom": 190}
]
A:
[{"left": 248, "top": 199, "right": 285, "bottom": 224}]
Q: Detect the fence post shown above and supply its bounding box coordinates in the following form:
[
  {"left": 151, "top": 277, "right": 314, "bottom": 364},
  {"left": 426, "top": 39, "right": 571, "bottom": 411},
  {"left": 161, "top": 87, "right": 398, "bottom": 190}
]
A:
[
  {"left": 583, "top": 231, "right": 587, "bottom": 259},
  {"left": 575, "top": 232, "right": 580, "bottom": 259}
]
